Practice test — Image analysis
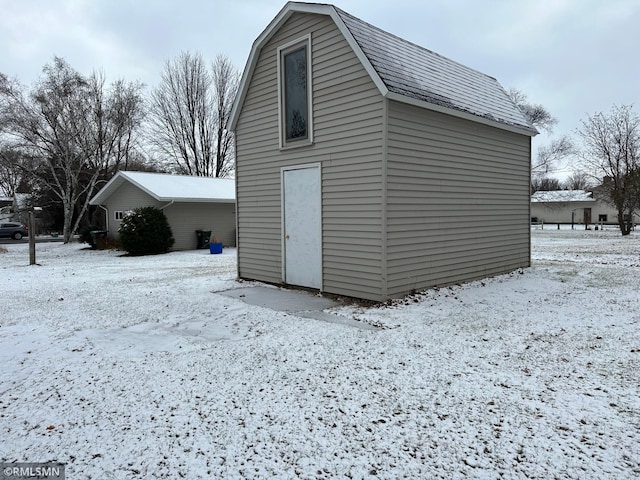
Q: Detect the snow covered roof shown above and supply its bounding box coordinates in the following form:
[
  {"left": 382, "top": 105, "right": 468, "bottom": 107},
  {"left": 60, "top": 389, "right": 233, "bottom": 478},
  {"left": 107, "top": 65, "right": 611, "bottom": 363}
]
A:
[
  {"left": 229, "top": 2, "right": 537, "bottom": 137},
  {"left": 531, "top": 190, "right": 594, "bottom": 203},
  {"left": 90, "top": 171, "right": 236, "bottom": 205}
]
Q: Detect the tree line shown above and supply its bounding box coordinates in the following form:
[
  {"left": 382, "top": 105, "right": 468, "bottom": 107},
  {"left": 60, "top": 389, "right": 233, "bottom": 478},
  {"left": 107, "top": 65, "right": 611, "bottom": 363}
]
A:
[
  {"left": 1, "top": 57, "right": 638, "bottom": 238},
  {"left": 0, "top": 53, "right": 239, "bottom": 242}
]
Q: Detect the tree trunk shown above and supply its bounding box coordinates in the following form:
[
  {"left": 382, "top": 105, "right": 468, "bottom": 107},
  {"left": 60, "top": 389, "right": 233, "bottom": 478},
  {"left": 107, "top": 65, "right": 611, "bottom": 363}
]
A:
[
  {"left": 618, "top": 211, "right": 632, "bottom": 236},
  {"left": 62, "top": 201, "right": 75, "bottom": 243}
]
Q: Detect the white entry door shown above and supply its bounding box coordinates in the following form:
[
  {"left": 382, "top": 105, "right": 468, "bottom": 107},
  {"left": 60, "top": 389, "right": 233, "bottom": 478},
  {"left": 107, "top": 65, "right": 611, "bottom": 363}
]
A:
[{"left": 282, "top": 165, "right": 321, "bottom": 289}]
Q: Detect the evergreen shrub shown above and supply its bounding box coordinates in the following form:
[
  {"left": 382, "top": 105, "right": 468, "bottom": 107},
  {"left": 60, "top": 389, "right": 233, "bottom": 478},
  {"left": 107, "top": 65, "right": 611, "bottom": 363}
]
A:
[{"left": 118, "top": 206, "right": 174, "bottom": 255}]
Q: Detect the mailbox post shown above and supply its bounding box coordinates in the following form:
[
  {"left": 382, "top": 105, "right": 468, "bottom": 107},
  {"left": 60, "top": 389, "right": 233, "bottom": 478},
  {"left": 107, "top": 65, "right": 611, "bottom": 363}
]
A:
[{"left": 28, "top": 210, "right": 36, "bottom": 265}]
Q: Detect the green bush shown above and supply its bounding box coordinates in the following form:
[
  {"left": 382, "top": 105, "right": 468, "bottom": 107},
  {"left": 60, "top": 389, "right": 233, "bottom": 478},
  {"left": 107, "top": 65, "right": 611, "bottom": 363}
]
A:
[{"left": 118, "top": 206, "right": 174, "bottom": 255}]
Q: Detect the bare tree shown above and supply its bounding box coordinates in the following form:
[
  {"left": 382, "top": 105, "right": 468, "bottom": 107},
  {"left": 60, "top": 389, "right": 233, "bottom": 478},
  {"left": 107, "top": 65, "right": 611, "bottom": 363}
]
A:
[
  {"left": 578, "top": 104, "right": 640, "bottom": 235},
  {"left": 507, "top": 88, "right": 557, "bottom": 133},
  {"left": 149, "top": 52, "right": 238, "bottom": 177},
  {"left": 531, "top": 176, "right": 563, "bottom": 193},
  {"left": 0, "top": 148, "right": 23, "bottom": 197},
  {"left": 564, "top": 170, "right": 593, "bottom": 191},
  {"left": 87, "top": 72, "right": 146, "bottom": 181},
  {"left": 533, "top": 135, "right": 574, "bottom": 176},
  {"left": 212, "top": 55, "right": 239, "bottom": 178},
  {"left": 508, "top": 88, "right": 575, "bottom": 185},
  {"left": 0, "top": 57, "right": 145, "bottom": 242}
]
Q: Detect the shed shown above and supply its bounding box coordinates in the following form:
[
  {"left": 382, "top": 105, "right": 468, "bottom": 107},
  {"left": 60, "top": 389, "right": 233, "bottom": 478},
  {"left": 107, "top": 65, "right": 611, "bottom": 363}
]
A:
[
  {"left": 229, "top": 2, "right": 537, "bottom": 301},
  {"left": 89, "top": 171, "right": 236, "bottom": 250}
]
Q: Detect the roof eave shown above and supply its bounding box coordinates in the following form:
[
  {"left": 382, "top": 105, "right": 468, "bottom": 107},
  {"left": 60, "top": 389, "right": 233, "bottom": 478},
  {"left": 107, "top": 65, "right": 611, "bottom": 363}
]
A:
[
  {"left": 229, "top": 3, "right": 299, "bottom": 131},
  {"left": 386, "top": 92, "right": 538, "bottom": 137},
  {"left": 89, "top": 172, "right": 126, "bottom": 205},
  {"left": 117, "top": 171, "right": 164, "bottom": 201},
  {"left": 156, "top": 197, "right": 236, "bottom": 203},
  {"left": 228, "top": 2, "right": 536, "bottom": 138},
  {"left": 228, "top": 2, "right": 389, "bottom": 132}
]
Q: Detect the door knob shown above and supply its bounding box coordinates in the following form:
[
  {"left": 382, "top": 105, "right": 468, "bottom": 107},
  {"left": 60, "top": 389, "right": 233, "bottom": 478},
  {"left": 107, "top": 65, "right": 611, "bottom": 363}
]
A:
[{"left": 285, "top": 234, "right": 290, "bottom": 240}]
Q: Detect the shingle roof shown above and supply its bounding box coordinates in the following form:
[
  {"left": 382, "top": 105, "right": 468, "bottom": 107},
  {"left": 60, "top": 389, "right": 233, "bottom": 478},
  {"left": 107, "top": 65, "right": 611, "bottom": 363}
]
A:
[
  {"left": 229, "top": 2, "right": 538, "bottom": 137},
  {"left": 90, "top": 171, "right": 235, "bottom": 205},
  {"left": 334, "top": 7, "right": 537, "bottom": 135}
]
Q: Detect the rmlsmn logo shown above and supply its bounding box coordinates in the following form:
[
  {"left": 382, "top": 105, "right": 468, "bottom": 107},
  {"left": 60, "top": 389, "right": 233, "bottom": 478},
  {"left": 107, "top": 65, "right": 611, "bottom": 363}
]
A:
[{"left": 1, "top": 463, "right": 65, "bottom": 479}]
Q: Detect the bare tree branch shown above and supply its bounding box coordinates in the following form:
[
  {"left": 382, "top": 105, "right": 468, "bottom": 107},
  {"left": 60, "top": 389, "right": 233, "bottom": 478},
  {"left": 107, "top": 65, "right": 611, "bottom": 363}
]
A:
[
  {"left": 533, "top": 135, "right": 575, "bottom": 175},
  {"left": 212, "top": 54, "right": 239, "bottom": 178},
  {"left": 149, "top": 52, "right": 238, "bottom": 177},
  {"left": 507, "top": 87, "right": 557, "bottom": 133},
  {"left": 0, "top": 57, "right": 145, "bottom": 242},
  {"left": 578, "top": 104, "right": 640, "bottom": 235},
  {"left": 531, "top": 176, "right": 563, "bottom": 193},
  {"left": 564, "top": 170, "right": 593, "bottom": 190}
]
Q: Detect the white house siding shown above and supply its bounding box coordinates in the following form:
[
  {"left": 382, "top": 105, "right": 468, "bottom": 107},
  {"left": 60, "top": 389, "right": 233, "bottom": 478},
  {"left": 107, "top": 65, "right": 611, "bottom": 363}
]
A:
[
  {"left": 530, "top": 200, "right": 635, "bottom": 225},
  {"left": 385, "top": 101, "right": 531, "bottom": 297},
  {"left": 531, "top": 201, "right": 593, "bottom": 225},
  {"left": 164, "top": 203, "right": 236, "bottom": 251},
  {"left": 235, "top": 12, "right": 385, "bottom": 300},
  {"left": 103, "top": 182, "right": 162, "bottom": 238}
]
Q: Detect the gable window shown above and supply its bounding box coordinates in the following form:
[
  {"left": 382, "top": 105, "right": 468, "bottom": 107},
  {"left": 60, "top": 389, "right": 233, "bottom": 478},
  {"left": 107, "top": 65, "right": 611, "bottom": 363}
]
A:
[
  {"left": 114, "top": 211, "right": 124, "bottom": 220},
  {"left": 278, "top": 35, "right": 313, "bottom": 148}
]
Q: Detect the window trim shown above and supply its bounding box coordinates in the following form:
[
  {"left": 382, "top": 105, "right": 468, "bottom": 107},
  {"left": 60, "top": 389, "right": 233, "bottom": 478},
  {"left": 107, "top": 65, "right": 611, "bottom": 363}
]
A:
[
  {"left": 277, "top": 34, "right": 313, "bottom": 150},
  {"left": 114, "top": 211, "right": 124, "bottom": 221}
]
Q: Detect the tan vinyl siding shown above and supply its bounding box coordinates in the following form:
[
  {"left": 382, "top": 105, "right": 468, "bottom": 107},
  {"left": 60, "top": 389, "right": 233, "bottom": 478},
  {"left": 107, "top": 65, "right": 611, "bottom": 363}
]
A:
[
  {"left": 385, "top": 101, "right": 531, "bottom": 297},
  {"left": 103, "top": 182, "right": 161, "bottom": 238},
  {"left": 164, "top": 202, "right": 236, "bottom": 251},
  {"left": 102, "top": 182, "right": 235, "bottom": 251},
  {"left": 235, "top": 12, "right": 385, "bottom": 300}
]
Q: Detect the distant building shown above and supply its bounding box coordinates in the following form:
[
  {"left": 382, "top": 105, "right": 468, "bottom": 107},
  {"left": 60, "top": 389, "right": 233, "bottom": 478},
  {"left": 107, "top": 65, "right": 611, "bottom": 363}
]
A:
[
  {"left": 0, "top": 197, "right": 12, "bottom": 222},
  {"left": 530, "top": 190, "right": 639, "bottom": 226},
  {"left": 90, "top": 171, "right": 236, "bottom": 250}
]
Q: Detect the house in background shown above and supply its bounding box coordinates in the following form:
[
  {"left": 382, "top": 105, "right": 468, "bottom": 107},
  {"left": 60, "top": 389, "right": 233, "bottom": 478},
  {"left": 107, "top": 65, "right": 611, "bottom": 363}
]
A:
[
  {"left": 0, "top": 193, "right": 32, "bottom": 225},
  {"left": 229, "top": 2, "right": 537, "bottom": 301},
  {"left": 89, "top": 171, "right": 236, "bottom": 250},
  {"left": 531, "top": 190, "right": 639, "bottom": 227},
  {"left": 0, "top": 196, "right": 12, "bottom": 222}
]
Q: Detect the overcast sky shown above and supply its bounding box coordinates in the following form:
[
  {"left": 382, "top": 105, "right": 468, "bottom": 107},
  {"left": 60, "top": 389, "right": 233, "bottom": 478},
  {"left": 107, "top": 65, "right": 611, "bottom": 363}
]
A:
[{"left": 2, "top": 0, "right": 639, "bottom": 178}]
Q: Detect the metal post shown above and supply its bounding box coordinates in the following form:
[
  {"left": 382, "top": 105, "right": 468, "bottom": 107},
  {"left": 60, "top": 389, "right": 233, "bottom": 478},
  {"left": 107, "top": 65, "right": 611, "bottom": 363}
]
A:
[{"left": 28, "top": 210, "right": 36, "bottom": 265}]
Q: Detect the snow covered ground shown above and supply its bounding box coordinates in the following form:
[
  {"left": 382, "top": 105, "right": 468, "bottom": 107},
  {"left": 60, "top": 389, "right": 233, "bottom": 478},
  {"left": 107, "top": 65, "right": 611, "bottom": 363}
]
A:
[{"left": 1, "top": 229, "right": 638, "bottom": 479}]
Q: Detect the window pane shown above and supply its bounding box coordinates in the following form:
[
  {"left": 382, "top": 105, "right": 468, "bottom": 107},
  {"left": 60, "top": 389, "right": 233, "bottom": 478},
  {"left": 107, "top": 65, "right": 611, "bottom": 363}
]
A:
[{"left": 284, "top": 46, "right": 308, "bottom": 141}]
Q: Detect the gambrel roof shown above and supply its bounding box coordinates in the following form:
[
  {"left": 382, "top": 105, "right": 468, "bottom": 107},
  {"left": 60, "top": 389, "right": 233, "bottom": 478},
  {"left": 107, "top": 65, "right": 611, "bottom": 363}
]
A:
[
  {"left": 229, "top": 1, "right": 538, "bottom": 137},
  {"left": 89, "top": 171, "right": 235, "bottom": 205}
]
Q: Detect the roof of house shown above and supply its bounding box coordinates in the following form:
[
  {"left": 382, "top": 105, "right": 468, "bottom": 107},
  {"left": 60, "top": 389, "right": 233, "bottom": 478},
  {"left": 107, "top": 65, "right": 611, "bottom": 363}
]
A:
[
  {"left": 229, "top": 1, "right": 537, "bottom": 137},
  {"left": 531, "top": 190, "right": 594, "bottom": 203},
  {"left": 89, "top": 171, "right": 236, "bottom": 205}
]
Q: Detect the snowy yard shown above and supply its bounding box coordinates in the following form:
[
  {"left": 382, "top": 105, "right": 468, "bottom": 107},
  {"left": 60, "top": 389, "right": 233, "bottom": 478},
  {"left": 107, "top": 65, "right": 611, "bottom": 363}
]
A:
[{"left": 1, "top": 229, "right": 639, "bottom": 479}]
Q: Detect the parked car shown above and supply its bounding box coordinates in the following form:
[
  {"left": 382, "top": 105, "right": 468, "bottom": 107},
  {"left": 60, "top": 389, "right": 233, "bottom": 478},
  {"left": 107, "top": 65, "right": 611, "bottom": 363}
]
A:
[{"left": 0, "top": 222, "right": 29, "bottom": 240}]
